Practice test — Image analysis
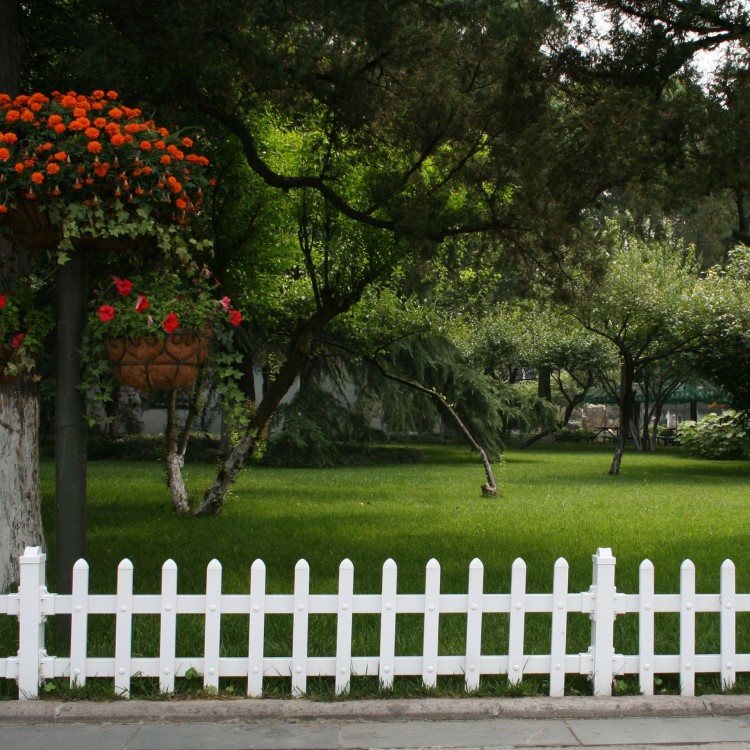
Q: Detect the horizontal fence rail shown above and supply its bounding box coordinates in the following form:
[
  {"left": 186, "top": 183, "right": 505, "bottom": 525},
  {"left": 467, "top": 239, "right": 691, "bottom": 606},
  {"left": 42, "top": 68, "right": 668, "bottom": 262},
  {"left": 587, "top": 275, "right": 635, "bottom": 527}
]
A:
[{"left": 0, "top": 546, "right": 749, "bottom": 699}]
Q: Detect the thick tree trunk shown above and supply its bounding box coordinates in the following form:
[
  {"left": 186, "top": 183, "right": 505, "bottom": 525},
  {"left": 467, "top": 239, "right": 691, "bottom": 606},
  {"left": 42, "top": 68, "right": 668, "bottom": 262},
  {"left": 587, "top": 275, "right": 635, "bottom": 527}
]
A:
[
  {"left": 0, "top": 379, "right": 44, "bottom": 591},
  {"left": 0, "top": 0, "right": 44, "bottom": 594}
]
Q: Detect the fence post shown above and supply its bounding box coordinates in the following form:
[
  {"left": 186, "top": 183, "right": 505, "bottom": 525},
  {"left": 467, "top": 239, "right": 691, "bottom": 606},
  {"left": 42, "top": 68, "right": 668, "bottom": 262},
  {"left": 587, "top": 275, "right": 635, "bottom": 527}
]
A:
[
  {"left": 17, "top": 546, "right": 47, "bottom": 699},
  {"left": 589, "top": 547, "right": 616, "bottom": 696}
]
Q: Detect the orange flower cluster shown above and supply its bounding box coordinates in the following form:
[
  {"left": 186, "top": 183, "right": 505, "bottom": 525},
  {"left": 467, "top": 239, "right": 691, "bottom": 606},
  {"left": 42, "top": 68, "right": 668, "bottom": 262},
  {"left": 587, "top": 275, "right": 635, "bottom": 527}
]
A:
[{"left": 0, "top": 90, "right": 212, "bottom": 224}]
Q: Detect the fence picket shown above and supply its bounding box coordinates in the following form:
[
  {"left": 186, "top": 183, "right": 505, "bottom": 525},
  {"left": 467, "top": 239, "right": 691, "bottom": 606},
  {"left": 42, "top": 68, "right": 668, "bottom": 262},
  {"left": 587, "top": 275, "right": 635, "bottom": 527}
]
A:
[
  {"left": 17, "top": 547, "right": 46, "bottom": 699},
  {"left": 69, "top": 559, "right": 89, "bottom": 687},
  {"left": 159, "top": 559, "right": 178, "bottom": 693},
  {"left": 291, "top": 560, "right": 310, "bottom": 696},
  {"left": 590, "top": 548, "right": 616, "bottom": 696},
  {"left": 379, "top": 559, "right": 397, "bottom": 689},
  {"left": 508, "top": 558, "right": 527, "bottom": 685},
  {"left": 248, "top": 559, "right": 266, "bottom": 697},
  {"left": 638, "top": 560, "right": 655, "bottom": 696},
  {"left": 422, "top": 559, "right": 440, "bottom": 688},
  {"left": 721, "top": 560, "right": 736, "bottom": 690},
  {"left": 680, "top": 560, "right": 696, "bottom": 696},
  {"left": 114, "top": 559, "right": 134, "bottom": 698},
  {"left": 465, "top": 558, "right": 484, "bottom": 692},
  {"left": 549, "top": 558, "right": 569, "bottom": 697},
  {"left": 203, "top": 560, "right": 222, "bottom": 692},
  {"left": 335, "top": 559, "right": 354, "bottom": 694}
]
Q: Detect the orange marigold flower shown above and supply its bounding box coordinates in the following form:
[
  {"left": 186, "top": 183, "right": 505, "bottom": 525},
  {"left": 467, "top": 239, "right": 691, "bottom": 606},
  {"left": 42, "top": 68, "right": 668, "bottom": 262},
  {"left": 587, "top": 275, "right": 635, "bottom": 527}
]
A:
[
  {"left": 14, "top": 162, "right": 24, "bottom": 173},
  {"left": 91, "top": 101, "right": 105, "bottom": 110},
  {"left": 20, "top": 109, "right": 35, "bottom": 122},
  {"left": 110, "top": 134, "right": 126, "bottom": 147},
  {"left": 53, "top": 151, "right": 67, "bottom": 161},
  {"left": 46, "top": 162, "right": 60, "bottom": 175},
  {"left": 87, "top": 140, "right": 102, "bottom": 154},
  {"left": 73, "top": 107, "right": 88, "bottom": 117},
  {"left": 3, "top": 132, "right": 17, "bottom": 144},
  {"left": 92, "top": 90, "right": 105, "bottom": 99},
  {"left": 0, "top": 147, "right": 9, "bottom": 161},
  {"left": 0, "top": 205, "right": 8, "bottom": 214},
  {"left": 31, "top": 171, "right": 44, "bottom": 184},
  {"left": 181, "top": 137, "right": 194, "bottom": 148},
  {"left": 5, "top": 110, "right": 20, "bottom": 123},
  {"left": 108, "top": 107, "right": 123, "bottom": 119},
  {"left": 59, "top": 95, "right": 77, "bottom": 108},
  {"left": 105, "top": 121, "right": 121, "bottom": 135},
  {"left": 167, "top": 145, "right": 184, "bottom": 160},
  {"left": 157, "top": 127, "right": 169, "bottom": 137},
  {"left": 85, "top": 127, "right": 101, "bottom": 139},
  {"left": 93, "top": 162, "right": 110, "bottom": 177},
  {"left": 93, "top": 117, "right": 107, "bottom": 128},
  {"left": 139, "top": 140, "right": 152, "bottom": 151},
  {"left": 106, "top": 90, "right": 118, "bottom": 99},
  {"left": 159, "top": 154, "right": 172, "bottom": 165},
  {"left": 53, "top": 123, "right": 66, "bottom": 134},
  {"left": 174, "top": 197, "right": 187, "bottom": 210},
  {"left": 47, "top": 114, "right": 63, "bottom": 126},
  {"left": 167, "top": 177, "right": 182, "bottom": 193}
]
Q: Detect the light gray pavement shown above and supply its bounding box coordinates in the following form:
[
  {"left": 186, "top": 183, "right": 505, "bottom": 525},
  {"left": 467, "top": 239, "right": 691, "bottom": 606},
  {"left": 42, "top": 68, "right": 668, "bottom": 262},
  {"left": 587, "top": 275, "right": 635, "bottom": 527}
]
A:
[{"left": 1, "top": 696, "right": 750, "bottom": 750}]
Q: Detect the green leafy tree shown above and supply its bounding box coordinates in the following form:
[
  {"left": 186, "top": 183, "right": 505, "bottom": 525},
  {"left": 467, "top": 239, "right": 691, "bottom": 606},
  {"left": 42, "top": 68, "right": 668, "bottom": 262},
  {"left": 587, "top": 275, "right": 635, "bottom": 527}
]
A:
[{"left": 571, "top": 217, "right": 706, "bottom": 474}]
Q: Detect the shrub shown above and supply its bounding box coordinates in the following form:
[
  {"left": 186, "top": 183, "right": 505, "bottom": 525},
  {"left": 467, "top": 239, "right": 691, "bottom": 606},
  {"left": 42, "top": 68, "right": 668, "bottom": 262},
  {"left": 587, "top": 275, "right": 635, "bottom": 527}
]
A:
[{"left": 676, "top": 411, "right": 750, "bottom": 460}]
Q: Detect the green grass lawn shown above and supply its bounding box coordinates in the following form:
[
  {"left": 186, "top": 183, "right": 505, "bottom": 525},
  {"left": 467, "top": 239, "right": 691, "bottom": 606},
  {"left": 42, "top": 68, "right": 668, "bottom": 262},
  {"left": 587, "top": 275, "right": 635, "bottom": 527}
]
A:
[{"left": 4, "top": 441, "right": 750, "bottom": 699}]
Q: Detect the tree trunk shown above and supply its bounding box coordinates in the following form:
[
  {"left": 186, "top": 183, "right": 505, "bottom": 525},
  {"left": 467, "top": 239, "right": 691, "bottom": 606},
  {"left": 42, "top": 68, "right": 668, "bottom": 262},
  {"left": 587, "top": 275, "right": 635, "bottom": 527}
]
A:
[
  {"left": 0, "top": 11, "right": 45, "bottom": 593},
  {"left": 369, "top": 361, "right": 498, "bottom": 497},
  {"left": 0, "top": 379, "right": 44, "bottom": 591},
  {"left": 609, "top": 362, "right": 634, "bottom": 476},
  {"left": 165, "top": 390, "right": 190, "bottom": 514}
]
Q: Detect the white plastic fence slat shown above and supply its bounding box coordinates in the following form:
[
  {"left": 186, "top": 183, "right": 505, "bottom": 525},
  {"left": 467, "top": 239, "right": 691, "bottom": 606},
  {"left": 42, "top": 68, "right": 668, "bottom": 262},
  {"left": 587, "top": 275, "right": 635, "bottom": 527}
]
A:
[
  {"left": 465, "top": 558, "right": 484, "bottom": 692},
  {"left": 114, "top": 559, "right": 134, "bottom": 698},
  {"left": 69, "top": 559, "right": 90, "bottom": 687},
  {"left": 422, "top": 559, "right": 441, "bottom": 688},
  {"left": 248, "top": 560, "right": 266, "bottom": 697},
  {"left": 680, "top": 560, "right": 696, "bottom": 696},
  {"left": 638, "top": 560, "right": 655, "bottom": 696},
  {"left": 549, "top": 558, "right": 569, "bottom": 697},
  {"left": 291, "top": 560, "right": 310, "bottom": 697},
  {"left": 335, "top": 559, "right": 354, "bottom": 695},
  {"left": 589, "top": 548, "right": 616, "bottom": 696},
  {"left": 159, "top": 560, "right": 178, "bottom": 693},
  {"left": 203, "top": 560, "right": 222, "bottom": 692},
  {"left": 720, "top": 560, "right": 736, "bottom": 690},
  {"left": 508, "top": 558, "right": 527, "bottom": 685},
  {"left": 17, "top": 546, "right": 46, "bottom": 699},
  {"left": 379, "top": 559, "right": 397, "bottom": 689}
]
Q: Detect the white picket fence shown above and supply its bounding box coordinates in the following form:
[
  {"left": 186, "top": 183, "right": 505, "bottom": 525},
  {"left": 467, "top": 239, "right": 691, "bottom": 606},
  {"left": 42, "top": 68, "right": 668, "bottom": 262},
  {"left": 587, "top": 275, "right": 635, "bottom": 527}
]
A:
[{"left": 0, "top": 546, "right": 749, "bottom": 700}]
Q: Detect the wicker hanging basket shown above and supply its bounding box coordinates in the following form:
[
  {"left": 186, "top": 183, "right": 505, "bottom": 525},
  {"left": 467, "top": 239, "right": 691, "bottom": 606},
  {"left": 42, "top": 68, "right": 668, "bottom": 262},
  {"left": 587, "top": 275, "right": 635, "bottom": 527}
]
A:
[
  {"left": 105, "top": 330, "right": 210, "bottom": 391},
  {"left": 1, "top": 200, "right": 133, "bottom": 253}
]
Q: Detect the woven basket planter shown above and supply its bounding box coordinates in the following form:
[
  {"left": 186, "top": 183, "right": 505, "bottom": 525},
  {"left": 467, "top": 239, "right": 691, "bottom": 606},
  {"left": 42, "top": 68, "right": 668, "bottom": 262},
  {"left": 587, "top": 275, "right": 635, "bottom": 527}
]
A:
[
  {"left": 105, "top": 330, "right": 210, "bottom": 391},
  {"left": 1, "top": 200, "right": 133, "bottom": 253}
]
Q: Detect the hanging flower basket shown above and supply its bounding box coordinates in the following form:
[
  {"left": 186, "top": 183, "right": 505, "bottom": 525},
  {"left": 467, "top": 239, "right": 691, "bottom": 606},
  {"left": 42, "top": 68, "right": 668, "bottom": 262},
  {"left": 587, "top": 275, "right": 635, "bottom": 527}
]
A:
[
  {"left": 0, "top": 199, "right": 132, "bottom": 253},
  {"left": 105, "top": 330, "right": 210, "bottom": 391}
]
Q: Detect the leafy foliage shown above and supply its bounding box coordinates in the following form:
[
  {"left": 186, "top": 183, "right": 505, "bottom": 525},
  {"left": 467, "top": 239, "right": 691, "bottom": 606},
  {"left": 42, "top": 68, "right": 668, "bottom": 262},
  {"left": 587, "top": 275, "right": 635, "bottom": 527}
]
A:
[{"left": 677, "top": 411, "right": 750, "bottom": 460}]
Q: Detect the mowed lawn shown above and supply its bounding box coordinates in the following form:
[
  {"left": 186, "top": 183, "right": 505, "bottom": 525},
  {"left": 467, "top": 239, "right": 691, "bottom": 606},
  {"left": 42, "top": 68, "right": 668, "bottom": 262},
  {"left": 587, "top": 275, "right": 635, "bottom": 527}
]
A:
[
  {"left": 40, "top": 441, "right": 750, "bottom": 597},
  {"left": 38, "top": 444, "right": 750, "bottom": 593},
  {"left": 1, "top": 441, "right": 745, "bottom": 699}
]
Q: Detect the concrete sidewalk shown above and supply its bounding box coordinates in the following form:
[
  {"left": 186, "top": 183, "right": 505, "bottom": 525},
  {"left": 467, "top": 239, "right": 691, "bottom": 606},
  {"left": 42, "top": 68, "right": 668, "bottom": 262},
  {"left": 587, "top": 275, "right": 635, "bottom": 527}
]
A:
[{"left": 1, "top": 695, "right": 750, "bottom": 749}]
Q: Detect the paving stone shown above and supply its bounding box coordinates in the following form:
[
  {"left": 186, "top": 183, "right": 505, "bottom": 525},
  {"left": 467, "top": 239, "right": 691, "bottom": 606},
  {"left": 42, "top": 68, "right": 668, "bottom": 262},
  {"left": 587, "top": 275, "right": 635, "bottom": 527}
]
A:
[
  {"left": 129, "top": 720, "right": 340, "bottom": 750},
  {"left": 341, "top": 719, "right": 577, "bottom": 748},
  {"left": 0, "top": 722, "right": 140, "bottom": 750},
  {"left": 567, "top": 716, "right": 750, "bottom": 746}
]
